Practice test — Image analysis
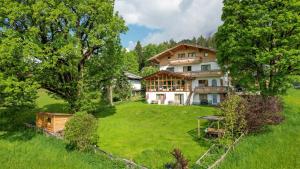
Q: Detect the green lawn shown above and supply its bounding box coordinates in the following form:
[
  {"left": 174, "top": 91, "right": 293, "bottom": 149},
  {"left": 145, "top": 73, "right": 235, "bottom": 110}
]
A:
[
  {"left": 217, "top": 89, "right": 300, "bottom": 169},
  {"left": 98, "top": 102, "right": 217, "bottom": 168},
  {"left": 0, "top": 90, "right": 126, "bottom": 169}
]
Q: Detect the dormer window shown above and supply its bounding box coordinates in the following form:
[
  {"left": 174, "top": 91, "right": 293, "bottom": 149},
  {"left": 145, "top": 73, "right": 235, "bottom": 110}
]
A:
[
  {"left": 178, "top": 53, "right": 185, "bottom": 58},
  {"left": 188, "top": 52, "right": 196, "bottom": 57}
]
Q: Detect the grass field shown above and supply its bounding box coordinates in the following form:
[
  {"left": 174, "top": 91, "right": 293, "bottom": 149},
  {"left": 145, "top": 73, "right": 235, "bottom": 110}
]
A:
[
  {"left": 0, "top": 90, "right": 126, "bottom": 169},
  {"left": 97, "top": 102, "right": 217, "bottom": 168},
  {"left": 1, "top": 89, "right": 299, "bottom": 169},
  {"left": 217, "top": 89, "right": 300, "bottom": 169}
]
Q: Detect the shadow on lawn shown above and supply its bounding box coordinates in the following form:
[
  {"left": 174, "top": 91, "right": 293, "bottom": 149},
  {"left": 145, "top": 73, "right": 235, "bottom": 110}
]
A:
[
  {"left": 187, "top": 128, "right": 212, "bottom": 148},
  {"left": 92, "top": 105, "right": 116, "bottom": 118},
  {"left": 41, "top": 103, "right": 69, "bottom": 113},
  {"left": 0, "top": 129, "right": 36, "bottom": 142}
]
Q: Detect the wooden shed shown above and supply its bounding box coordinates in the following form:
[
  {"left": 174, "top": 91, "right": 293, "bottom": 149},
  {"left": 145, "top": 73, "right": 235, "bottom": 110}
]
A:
[{"left": 36, "top": 112, "right": 73, "bottom": 133}]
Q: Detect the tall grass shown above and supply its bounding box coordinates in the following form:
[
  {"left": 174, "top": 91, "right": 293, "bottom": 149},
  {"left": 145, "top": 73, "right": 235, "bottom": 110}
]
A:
[{"left": 217, "top": 89, "right": 300, "bottom": 169}]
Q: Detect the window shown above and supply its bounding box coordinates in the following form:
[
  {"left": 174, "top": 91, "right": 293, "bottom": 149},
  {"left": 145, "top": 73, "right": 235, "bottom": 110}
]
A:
[
  {"left": 168, "top": 56, "right": 171, "bottom": 60},
  {"left": 166, "top": 67, "right": 174, "bottom": 72},
  {"left": 204, "top": 52, "right": 209, "bottom": 57},
  {"left": 198, "top": 80, "right": 208, "bottom": 87},
  {"left": 183, "top": 66, "right": 192, "bottom": 72},
  {"left": 188, "top": 52, "right": 196, "bottom": 57},
  {"left": 201, "top": 64, "right": 211, "bottom": 71},
  {"left": 178, "top": 53, "right": 185, "bottom": 58},
  {"left": 212, "top": 79, "right": 217, "bottom": 87},
  {"left": 212, "top": 94, "right": 218, "bottom": 104},
  {"left": 47, "top": 117, "right": 51, "bottom": 123}
]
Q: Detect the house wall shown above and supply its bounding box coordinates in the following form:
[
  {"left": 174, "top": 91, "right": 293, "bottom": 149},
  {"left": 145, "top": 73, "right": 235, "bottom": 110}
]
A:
[
  {"left": 192, "top": 93, "right": 221, "bottom": 105},
  {"left": 129, "top": 79, "right": 141, "bottom": 91},
  {"left": 160, "top": 62, "right": 220, "bottom": 72},
  {"left": 146, "top": 92, "right": 190, "bottom": 105},
  {"left": 53, "top": 116, "right": 72, "bottom": 133},
  {"left": 159, "top": 48, "right": 216, "bottom": 66}
]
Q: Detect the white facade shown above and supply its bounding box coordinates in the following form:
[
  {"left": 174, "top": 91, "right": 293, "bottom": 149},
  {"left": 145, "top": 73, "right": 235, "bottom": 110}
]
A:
[
  {"left": 146, "top": 92, "right": 190, "bottom": 105},
  {"left": 129, "top": 79, "right": 141, "bottom": 91}
]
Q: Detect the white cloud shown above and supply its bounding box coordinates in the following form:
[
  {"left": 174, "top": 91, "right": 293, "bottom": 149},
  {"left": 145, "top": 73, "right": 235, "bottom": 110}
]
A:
[
  {"left": 115, "top": 0, "right": 223, "bottom": 45},
  {"left": 127, "top": 41, "right": 137, "bottom": 51}
]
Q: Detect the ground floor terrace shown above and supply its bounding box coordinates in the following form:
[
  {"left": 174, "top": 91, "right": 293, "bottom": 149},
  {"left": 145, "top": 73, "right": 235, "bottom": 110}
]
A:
[{"left": 144, "top": 70, "right": 228, "bottom": 105}]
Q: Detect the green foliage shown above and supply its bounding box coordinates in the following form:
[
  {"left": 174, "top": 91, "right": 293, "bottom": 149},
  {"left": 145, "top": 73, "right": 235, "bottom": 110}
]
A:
[
  {"left": 65, "top": 112, "right": 99, "bottom": 151},
  {"left": 0, "top": 0, "right": 126, "bottom": 111},
  {"left": 113, "top": 73, "right": 132, "bottom": 101},
  {"left": 140, "top": 66, "right": 159, "bottom": 77},
  {"left": 216, "top": 0, "right": 300, "bottom": 95},
  {"left": 220, "top": 95, "right": 247, "bottom": 141},
  {"left": 122, "top": 50, "right": 139, "bottom": 74},
  {"left": 0, "top": 28, "right": 39, "bottom": 109}
]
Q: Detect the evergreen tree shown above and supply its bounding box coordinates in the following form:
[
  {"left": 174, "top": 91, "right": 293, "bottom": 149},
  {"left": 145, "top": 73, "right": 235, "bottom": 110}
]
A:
[{"left": 135, "top": 41, "right": 144, "bottom": 71}]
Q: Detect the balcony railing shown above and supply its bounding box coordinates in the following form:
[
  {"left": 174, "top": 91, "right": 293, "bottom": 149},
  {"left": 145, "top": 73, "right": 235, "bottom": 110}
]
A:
[
  {"left": 179, "top": 70, "right": 223, "bottom": 78},
  {"left": 194, "top": 86, "right": 228, "bottom": 94},
  {"left": 168, "top": 57, "right": 217, "bottom": 65}
]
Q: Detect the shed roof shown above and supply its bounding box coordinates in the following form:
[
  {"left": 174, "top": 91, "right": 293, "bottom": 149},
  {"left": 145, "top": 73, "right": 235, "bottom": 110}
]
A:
[
  {"left": 197, "top": 115, "right": 224, "bottom": 121},
  {"left": 125, "top": 72, "right": 142, "bottom": 80}
]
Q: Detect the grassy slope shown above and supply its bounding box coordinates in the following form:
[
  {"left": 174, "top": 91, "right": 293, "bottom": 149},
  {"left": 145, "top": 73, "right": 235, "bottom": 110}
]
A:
[
  {"left": 218, "top": 89, "right": 300, "bottom": 169},
  {"left": 98, "top": 102, "right": 218, "bottom": 168},
  {"left": 0, "top": 90, "right": 126, "bottom": 169}
]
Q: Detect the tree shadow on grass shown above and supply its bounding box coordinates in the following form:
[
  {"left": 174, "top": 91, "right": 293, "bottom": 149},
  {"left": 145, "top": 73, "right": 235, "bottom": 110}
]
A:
[
  {"left": 40, "top": 103, "right": 70, "bottom": 113},
  {"left": 92, "top": 105, "right": 116, "bottom": 118},
  {"left": 0, "top": 129, "right": 37, "bottom": 142},
  {"left": 187, "top": 127, "right": 212, "bottom": 148}
]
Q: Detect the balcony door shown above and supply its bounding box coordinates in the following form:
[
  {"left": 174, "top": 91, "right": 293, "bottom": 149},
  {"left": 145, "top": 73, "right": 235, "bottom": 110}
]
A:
[
  {"left": 198, "top": 80, "right": 208, "bottom": 87},
  {"left": 212, "top": 79, "right": 217, "bottom": 87},
  {"left": 156, "top": 94, "right": 165, "bottom": 104},
  {"left": 175, "top": 94, "right": 184, "bottom": 105},
  {"left": 212, "top": 94, "right": 218, "bottom": 104}
]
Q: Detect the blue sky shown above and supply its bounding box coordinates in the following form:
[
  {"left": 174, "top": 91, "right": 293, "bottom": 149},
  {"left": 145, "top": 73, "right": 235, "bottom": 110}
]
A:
[
  {"left": 120, "top": 25, "right": 159, "bottom": 49},
  {"left": 115, "top": 0, "right": 223, "bottom": 49}
]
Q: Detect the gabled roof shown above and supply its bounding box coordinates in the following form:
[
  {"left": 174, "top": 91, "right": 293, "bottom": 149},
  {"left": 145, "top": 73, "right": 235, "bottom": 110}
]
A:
[
  {"left": 148, "top": 43, "right": 216, "bottom": 63},
  {"left": 125, "top": 72, "right": 142, "bottom": 80},
  {"left": 143, "top": 70, "right": 192, "bottom": 80}
]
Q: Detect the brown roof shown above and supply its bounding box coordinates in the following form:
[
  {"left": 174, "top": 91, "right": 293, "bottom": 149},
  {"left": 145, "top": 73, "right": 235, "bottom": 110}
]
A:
[
  {"left": 148, "top": 43, "right": 216, "bottom": 63},
  {"left": 143, "top": 70, "right": 193, "bottom": 80}
]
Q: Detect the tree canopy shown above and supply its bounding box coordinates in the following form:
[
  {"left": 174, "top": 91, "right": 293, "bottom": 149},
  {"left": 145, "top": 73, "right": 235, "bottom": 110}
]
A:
[
  {"left": 0, "top": 0, "right": 126, "bottom": 111},
  {"left": 216, "top": 0, "right": 300, "bottom": 95}
]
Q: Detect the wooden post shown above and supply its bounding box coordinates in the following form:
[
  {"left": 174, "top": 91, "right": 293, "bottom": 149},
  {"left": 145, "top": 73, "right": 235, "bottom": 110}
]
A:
[{"left": 198, "top": 119, "right": 200, "bottom": 138}]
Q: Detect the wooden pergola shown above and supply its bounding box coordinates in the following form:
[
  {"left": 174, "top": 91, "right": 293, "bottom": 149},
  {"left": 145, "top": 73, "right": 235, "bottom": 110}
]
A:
[
  {"left": 197, "top": 115, "right": 225, "bottom": 138},
  {"left": 143, "top": 70, "right": 192, "bottom": 92}
]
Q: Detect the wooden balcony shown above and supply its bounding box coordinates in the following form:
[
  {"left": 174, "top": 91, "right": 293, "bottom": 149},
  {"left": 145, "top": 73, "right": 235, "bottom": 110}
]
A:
[
  {"left": 194, "top": 86, "right": 228, "bottom": 94},
  {"left": 179, "top": 70, "right": 223, "bottom": 78},
  {"left": 168, "top": 57, "right": 217, "bottom": 66},
  {"left": 168, "top": 57, "right": 202, "bottom": 65}
]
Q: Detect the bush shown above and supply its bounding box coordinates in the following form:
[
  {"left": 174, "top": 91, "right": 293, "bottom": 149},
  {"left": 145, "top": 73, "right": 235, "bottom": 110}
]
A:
[
  {"left": 220, "top": 95, "right": 247, "bottom": 139},
  {"left": 243, "top": 95, "right": 283, "bottom": 132},
  {"left": 168, "top": 148, "right": 189, "bottom": 169},
  {"left": 64, "top": 112, "right": 99, "bottom": 151}
]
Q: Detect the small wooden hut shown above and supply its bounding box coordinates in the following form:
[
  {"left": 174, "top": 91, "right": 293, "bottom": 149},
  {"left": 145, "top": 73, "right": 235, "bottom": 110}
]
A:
[{"left": 36, "top": 112, "right": 73, "bottom": 133}]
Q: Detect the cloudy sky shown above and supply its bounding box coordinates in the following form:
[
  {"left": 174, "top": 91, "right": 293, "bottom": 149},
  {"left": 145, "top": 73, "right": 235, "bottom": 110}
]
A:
[{"left": 115, "top": 0, "right": 223, "bottom": 49}]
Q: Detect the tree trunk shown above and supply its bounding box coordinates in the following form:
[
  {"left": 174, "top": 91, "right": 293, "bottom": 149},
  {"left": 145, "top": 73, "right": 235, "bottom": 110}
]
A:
[{"left": 107, "top": 84, "right": 113, "bottom": 106}]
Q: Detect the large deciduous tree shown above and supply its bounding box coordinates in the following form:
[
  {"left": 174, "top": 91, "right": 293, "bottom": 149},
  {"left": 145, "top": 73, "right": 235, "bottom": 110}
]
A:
[
  {"left": 216, "top": 0, "right": 300, "bottom": 95},
  {"left": 0, "top": 0, "right": 126, "bottom": 111}
]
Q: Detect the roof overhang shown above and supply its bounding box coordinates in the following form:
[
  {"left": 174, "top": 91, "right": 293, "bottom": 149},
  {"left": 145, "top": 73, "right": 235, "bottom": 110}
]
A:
[
  {"left": 143, "top": 70, "right": 193, "bottom": 80},
  {"left": 147, "top": 43, "right": 216, "bottom": 63}
]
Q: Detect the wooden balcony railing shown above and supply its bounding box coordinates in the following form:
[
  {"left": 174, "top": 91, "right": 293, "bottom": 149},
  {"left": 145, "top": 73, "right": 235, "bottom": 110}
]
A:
[
  {"left": 194, "top": 86, "right": 228, "bottom": 94},
  {"left": 179, "top": 70, "right": 223, "bottom": 78},
  {"left": 168, "top": 57, "right": 217, "bottom": 65}
]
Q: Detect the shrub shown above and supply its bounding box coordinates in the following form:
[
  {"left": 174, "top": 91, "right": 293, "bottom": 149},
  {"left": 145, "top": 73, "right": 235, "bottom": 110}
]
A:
[
  {"left": 64, "top": 112, "right": 99, "bottom": 151},
  {"left": 220, "top": 95, "right": 247, "bottom": 139},
  {"left": 243, "top": 95, "right": 283, "bottom": 132},
  {"left": 169, "top": 148, "right": 189, "bottom": 169}
]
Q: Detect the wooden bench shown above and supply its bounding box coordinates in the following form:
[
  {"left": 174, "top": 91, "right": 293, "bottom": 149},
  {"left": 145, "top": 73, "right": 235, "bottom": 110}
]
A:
[{"left": 206, "top": 127, "right": 225, "bottom": 137}]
